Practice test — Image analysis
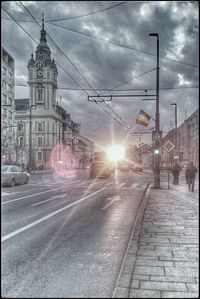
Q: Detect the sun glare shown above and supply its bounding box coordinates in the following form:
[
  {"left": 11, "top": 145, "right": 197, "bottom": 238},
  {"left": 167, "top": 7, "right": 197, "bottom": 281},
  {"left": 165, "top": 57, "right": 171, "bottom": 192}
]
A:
[{"left": 106, "top": 145, "right": 125, "bottom": 162}]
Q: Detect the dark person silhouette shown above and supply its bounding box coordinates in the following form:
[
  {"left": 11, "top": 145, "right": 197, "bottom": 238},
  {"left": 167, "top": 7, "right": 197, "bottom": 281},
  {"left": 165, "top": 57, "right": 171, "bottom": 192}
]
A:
[{"left": 172, "top": 161, "right": 181, "bottom": 185}]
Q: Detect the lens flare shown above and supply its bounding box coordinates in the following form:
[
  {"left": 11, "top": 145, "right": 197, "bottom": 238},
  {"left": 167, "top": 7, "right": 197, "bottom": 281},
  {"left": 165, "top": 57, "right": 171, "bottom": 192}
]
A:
[{"left": 106, "top": 145, "right": 125, "bottom": 162}]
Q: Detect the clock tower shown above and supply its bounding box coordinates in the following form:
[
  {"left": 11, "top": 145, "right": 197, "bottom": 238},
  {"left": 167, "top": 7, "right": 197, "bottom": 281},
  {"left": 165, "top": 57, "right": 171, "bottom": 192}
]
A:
[{"left": 27, "top": 14, "right": 58, "bottom": 109}]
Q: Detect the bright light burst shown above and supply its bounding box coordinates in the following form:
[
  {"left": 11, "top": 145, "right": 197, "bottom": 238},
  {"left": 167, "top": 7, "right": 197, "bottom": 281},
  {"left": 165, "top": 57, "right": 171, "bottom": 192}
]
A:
[{"left": 106, "top": 145, "right": 125, "bottom": 162}]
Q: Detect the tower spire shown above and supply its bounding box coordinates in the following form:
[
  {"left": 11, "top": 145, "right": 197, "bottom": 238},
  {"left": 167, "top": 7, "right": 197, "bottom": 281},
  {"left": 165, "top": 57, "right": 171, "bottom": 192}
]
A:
[{"left": 42, "top": 12, "right": 44, "bottom": 29}]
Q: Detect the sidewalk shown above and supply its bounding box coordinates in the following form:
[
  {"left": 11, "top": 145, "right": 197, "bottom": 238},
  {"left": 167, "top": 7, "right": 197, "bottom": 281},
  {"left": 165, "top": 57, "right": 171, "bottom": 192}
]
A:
[{"left": 113, "top": 180, "right": 199, "bottom": 298}]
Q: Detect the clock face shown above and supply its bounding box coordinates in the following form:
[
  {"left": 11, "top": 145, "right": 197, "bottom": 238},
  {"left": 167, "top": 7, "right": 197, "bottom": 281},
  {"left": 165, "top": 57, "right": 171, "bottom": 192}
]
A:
[
  {"left": 36, "top": 61, "right": 44, "bottom": 69},
  {"left": 37, "top": 70, "right": 43, "bottom": 77}
]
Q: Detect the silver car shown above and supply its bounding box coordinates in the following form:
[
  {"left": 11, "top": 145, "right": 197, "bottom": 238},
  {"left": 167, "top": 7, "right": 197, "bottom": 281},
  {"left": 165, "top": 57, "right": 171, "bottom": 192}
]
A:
[{"left": 1, "top": 165, "right": 30, "bottom": 187}]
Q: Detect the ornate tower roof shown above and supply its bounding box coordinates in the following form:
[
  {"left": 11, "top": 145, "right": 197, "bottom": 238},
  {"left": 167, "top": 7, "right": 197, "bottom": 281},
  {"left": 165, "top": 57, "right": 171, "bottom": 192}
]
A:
[{"left": 35, "top": 13, "right": 51, "bottom": 64}]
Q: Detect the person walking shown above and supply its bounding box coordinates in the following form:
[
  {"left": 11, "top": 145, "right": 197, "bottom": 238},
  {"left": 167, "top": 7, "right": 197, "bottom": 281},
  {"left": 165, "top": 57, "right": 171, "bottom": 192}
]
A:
[
  {"left": 185, "top": 161, "right": 197, "bottom": 192},
  {"left": 172, "top": 161, "right": 181, "bottom": 185}
]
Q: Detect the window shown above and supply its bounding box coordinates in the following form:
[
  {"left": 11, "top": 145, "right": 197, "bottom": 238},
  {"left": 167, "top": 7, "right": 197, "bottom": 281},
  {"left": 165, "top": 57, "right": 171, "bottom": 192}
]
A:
[
  {"left": 3, "top": 94, "right": 7, "bottom": 105},
  {"left": 2, "top": 80, "right": 6, "bottom": 88},
  {"left": 18, "top": 122, "right": 24, "bottom": 132},
  {"left": 47, "top": 70, "right": 50, "bottom": 79},
  {"left": 38, "top": 136, "right": 43, "bottom": 147},
  {"left": 2, "top": 66, "right": 6, "bottom": 75},
  {"left": 8, "top": 97, "right": 12, "bottom": 105},
  {"left": 29, "top": 70, "right": 33, "bottom": 80},
  {"left": 2, "top": 108, "right": 7, "bottom": 118},
  {"left": 38, "top": 88, "right": 42, "bottom": 101},
  {"left": 38, "top": 123, "right": 43, "bottom": 132},
  {"left": 8, "top": 72, "right": 12, "bottom": 80},
  {"left": 8, "top": 84, "right": 12, "bottom": 93},
  {"left": 37, "top": 151, "right": 43, "bottom": 161},
  {"left": 8, "top": 111, "right": 12, "bottom": 119},
  {"left": 19, "top": 136, "right": 24, "bottom": 148}
]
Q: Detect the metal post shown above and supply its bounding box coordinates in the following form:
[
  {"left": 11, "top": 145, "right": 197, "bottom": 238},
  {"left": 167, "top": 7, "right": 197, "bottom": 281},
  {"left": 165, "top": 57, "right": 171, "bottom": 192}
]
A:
[
  {"left": 175, "top": 104, "right": 177, "bottom": 149},
  {"left": 149, "top": 33, "right": 160, "bottom": 188},
  {"left": 29, "top": 105, "right": 32, "bottom": 171}
]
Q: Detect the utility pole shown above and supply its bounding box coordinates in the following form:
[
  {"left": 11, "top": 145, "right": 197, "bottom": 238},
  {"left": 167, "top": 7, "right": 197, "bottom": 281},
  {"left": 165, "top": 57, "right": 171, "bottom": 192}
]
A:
[
  {"left": 29, "top": 105, "right": 32, "bottom": 171},
  {"left": 149, "top": 33, "right": 160, "bottom": 189},
  {"left": 170, "top": 103, "right": 177, "bottom": 149}
]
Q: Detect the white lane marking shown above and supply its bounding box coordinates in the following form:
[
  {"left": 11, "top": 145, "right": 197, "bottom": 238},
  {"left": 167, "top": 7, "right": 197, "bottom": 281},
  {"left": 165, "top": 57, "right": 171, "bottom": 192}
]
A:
[
  {"left": 129, "top": 182, "right": 138, "bottom": 189},
  {"left": 32, "top": 193, "right": 67, "bottom": 206},
  {"left": 2, "top": 187, "right": 106, "bottom": 242},
  {"left": 1, "top": 180, "right": 80, "bottom": 205},
  {"left": 118, "top": 182, "right": 126, "bottom": 188},
  {"left": 101, "top": 196, "right": 120, "bottom": 210}
]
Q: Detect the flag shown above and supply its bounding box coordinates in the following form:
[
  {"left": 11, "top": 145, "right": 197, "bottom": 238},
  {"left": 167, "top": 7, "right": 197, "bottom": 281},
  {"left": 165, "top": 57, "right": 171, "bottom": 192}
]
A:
[{"left": 136, "top": 109, "right": 150, "bottom": 127}]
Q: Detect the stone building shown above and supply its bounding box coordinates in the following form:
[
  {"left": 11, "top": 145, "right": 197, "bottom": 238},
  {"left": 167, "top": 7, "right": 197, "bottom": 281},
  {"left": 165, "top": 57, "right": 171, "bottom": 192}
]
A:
[
  {"left": 1, "top": 47, "right": 15, "bottom": 164},
  {"left": 14, "top": 18, "right": 81, "bottom": 170},
  {"left": 162, "top": 108, "right": 199, "bottom": 168}
]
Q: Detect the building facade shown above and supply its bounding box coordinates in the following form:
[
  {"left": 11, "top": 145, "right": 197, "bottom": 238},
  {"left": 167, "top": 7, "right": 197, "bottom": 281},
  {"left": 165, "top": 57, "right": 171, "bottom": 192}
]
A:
[
  {"left": 78, "top": 135, "right": 94, "bottom": 168},
  {"left": 14, "top": 19, "right": 81, "bottom": 170},
  {"left": 1, "top": 47, "right": 15, "bottom": 164},
  {"left": 162, "top": 108, "right": 199, "bottom": 168}
]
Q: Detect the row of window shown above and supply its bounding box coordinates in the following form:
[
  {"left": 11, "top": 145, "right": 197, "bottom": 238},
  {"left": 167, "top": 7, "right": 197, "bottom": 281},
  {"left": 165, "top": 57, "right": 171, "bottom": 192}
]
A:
[
  {"left": 2, "top": 80, "right": 13, "bottom": 93},
  {"left": 18, "top": 136, "right": 44, "bottom": 147},
  {"left": 2, "top": 107, "right": 13, "bottom": 119},
  {"left": 2, "top": 93, "right": 13, "bottom": 105},
  {"left": 2, "top": 66, "right": 13, "bottom": 80},
  {"left": 18, "top": 122, "right": 44, "bottom": 132}
]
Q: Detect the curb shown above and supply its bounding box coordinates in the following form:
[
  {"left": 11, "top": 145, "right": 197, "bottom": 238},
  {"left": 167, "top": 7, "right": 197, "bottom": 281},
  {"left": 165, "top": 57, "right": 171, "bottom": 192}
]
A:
[{"left": 112, "top": 182, "right": 152, "bottom": 298}]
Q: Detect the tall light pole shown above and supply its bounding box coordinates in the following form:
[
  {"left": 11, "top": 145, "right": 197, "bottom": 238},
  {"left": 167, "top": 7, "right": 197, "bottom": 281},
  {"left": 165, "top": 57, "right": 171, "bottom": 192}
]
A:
[
  {"left": 149, "top": 33, "right": 160, "bottom": 189},
  {"left": 28, "top": 104, "right": 36, "bottom": 171},
  {"left": 170, "top": 103, "right": 177, "bottom": 149}
]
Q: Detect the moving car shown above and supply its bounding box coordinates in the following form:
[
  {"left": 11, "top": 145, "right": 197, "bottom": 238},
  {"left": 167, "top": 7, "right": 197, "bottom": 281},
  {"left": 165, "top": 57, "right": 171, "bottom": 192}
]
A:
[
  {"left": 1, "top": 165, "right": 30, "bottom": 187},
  {"left": 90, "top": 162, "right": 111, "bottom": 179},
  {"left": 131, "top": 164, "right": 143, "bottom": 172}
]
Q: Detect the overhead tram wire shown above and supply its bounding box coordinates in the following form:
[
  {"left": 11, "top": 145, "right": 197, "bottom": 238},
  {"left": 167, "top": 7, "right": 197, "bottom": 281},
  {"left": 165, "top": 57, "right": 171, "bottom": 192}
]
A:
[
  {"left": 3, "top": 6, "right": 126, "bottom": 129},
  {"left": 14, "top": 84, "right": 199, "bottom": 91},
  {"left": 18, "top": 1, "right": 129, "bottom": 129},
  {"left": 2, "top": 14, "right": 198, "bottom": 69},
  {"left": 45, "top": 1, "right": 127, "bottom": 22},
  {"left": 45, "top": 22, "right": 198, "bottom": 70}
]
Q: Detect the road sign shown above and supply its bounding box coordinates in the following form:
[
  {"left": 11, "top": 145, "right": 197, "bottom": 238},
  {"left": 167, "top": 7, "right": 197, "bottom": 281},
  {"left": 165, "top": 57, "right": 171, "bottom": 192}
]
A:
[
  {"left": 152, "top": 130, "right": 162, "bottom": 141},
  {"left": 163, "top": 140, "right": 175, "bottom": 152}
]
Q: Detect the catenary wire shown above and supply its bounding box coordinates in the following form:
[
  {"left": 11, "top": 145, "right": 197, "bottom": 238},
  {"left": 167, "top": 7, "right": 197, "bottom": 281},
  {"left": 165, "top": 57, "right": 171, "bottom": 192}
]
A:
[
  {"left": 18, "top": 1, "right": 130, "bottom": 128},
  {"left": 2, "top": 5, "right": 127, "bottom": 129},
  {"left": 2, "top": 14, "right": 198, "bottom": 69}
]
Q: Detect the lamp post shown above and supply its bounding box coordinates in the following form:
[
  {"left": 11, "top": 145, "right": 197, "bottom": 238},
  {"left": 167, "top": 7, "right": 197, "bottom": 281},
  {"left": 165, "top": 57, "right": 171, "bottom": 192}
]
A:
[
  {"left": 149, "top": 32, "right": 160, "bottom": 189},
  {"left": 28, "top": 104, "right": 36, "bottom": 172},
  {"left": 170, "top": 103, "right": 177, "bottom": 149}
]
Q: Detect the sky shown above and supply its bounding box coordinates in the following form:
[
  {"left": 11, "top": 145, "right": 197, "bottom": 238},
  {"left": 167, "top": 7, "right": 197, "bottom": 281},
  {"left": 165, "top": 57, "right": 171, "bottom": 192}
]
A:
[{"left": 1, "top": 1, "right": 199, "bottom": 150}]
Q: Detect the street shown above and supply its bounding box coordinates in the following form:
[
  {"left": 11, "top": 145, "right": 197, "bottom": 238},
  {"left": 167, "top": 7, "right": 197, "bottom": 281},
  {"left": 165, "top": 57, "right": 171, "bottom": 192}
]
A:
[{"left": 2, "top": 169, "right": 152, "bottom": 298}]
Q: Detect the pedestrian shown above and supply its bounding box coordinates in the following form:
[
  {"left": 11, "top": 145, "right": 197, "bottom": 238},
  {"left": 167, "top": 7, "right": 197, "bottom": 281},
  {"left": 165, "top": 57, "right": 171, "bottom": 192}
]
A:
[
  {"left": 185, "top": 161, "right": 197, "bottom": 192},
  {"left": 172, "top": 161, "right": 181, "bottom": 185}
]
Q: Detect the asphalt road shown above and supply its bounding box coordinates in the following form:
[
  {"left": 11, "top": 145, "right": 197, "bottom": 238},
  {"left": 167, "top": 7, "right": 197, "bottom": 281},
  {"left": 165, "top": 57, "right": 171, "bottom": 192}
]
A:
[{"left": 2, "top": 169, "right": 152, "bottom": 298}]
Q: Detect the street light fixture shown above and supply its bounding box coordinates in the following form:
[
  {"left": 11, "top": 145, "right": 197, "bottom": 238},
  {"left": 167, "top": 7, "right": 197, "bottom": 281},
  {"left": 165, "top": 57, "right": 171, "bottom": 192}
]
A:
[
  {"left": 170, "top": 103, "right": 177, "bottom": 149},
  {"left": 149, "top": 32, "right": 160, "bottom": 189}
]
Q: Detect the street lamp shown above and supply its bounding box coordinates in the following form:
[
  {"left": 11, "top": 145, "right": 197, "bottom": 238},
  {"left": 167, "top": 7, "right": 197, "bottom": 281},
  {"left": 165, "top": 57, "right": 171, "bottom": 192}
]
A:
[
  {"left": 170, "top": 103, "right": 177, "bottom": 149},
  {"left": 149, "top": 32, "right": 160, "bottom": 189}
]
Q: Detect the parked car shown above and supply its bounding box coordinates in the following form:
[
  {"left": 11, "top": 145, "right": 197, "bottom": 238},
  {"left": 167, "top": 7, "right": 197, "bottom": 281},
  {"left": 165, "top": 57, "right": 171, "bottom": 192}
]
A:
[
  {"left": 131, "top": 164, "right": 143, "bottom": 172},
  {"left": 90, "top": 162, "right": 111, "bottom": 179},
  {"left": 1, "top": 165, "right": 30, "bottom": 187}
]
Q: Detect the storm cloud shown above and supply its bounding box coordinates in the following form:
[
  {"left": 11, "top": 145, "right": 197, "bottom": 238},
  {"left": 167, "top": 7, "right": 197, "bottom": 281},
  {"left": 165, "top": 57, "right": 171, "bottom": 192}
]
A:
[{"left": 2, "top": 1, "right": 199, "bottom": 148}]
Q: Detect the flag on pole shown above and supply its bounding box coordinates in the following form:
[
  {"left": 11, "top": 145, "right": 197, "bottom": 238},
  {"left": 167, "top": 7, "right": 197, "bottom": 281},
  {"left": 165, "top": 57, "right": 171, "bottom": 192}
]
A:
[{"left": 136, "top": 109, "right": 151, "bottom": 127}]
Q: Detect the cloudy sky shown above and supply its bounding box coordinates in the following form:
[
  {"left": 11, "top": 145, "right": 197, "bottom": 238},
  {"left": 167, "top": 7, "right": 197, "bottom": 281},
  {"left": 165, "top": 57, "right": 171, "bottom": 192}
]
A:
[{"left": 2, "top": 1, "right": 199, "bottom": 149}]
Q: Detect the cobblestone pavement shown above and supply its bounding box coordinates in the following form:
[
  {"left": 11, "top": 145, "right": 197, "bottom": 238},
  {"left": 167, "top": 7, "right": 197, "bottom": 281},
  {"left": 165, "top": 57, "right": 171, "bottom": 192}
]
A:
[{"left": 113, "top": 179, "right": 199, "bottom": 298}]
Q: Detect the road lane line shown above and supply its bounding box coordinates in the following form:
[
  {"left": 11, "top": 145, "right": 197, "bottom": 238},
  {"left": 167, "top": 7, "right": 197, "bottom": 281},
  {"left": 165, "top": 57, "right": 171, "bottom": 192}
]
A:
[
  {"left": 101, "top": 196, "right": 120, "bottom": 210},
  {"left": 118, "top": 182, "right": 126, "bottom": 188},
  {"left": 129, "top": 182, "right": 138, "bottom": 189},
  {"left": 1, "top": 180, "right": 80, "bottom": 205},
  {"left": 2, "top": 187, "right": 106, "bottom": 242},
  {"left": 32, "top": 194, "right": 67, "bottom": 206}
]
